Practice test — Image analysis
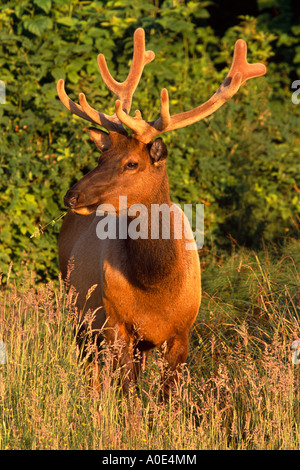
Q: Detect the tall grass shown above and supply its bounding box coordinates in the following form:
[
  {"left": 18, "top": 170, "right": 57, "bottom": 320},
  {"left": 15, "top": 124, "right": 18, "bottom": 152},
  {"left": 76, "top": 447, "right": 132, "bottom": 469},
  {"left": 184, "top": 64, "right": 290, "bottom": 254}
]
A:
[{"left": 0, "top": 240, "right": 299, "bottom": 450}]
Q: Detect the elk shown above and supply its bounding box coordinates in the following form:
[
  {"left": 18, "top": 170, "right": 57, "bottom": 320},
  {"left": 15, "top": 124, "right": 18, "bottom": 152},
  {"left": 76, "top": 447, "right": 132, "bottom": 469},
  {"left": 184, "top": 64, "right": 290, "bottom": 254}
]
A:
[{"left": 57, "top": 28, "right": 266, "bottom": 395}]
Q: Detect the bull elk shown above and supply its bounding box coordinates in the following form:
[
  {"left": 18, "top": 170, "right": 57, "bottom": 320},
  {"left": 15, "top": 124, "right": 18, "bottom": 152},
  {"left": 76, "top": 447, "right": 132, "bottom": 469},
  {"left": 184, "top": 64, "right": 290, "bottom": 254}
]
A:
[{"left": 57, "top": 28, "right": 266, "bottom": 395}]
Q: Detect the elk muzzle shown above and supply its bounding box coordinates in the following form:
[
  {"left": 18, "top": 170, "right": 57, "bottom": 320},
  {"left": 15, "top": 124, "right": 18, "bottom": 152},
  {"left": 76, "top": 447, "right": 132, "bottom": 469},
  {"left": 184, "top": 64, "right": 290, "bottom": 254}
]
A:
[{"left": 64, "top": 189, "right": 81, "bottom": 208}]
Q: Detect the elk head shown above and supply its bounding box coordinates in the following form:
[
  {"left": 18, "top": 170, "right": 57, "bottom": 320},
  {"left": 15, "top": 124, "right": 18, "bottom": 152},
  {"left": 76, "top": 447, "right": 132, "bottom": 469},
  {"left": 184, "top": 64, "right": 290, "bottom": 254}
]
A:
[{"left": 57, "top": 28, "right": 266, "bottom": 215}]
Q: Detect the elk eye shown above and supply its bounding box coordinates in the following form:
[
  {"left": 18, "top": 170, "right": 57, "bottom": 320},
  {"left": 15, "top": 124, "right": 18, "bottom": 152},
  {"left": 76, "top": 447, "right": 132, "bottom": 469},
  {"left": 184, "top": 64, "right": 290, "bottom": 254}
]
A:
[{"left": 125, "top": 161, "right": 138, "bottom": 170}]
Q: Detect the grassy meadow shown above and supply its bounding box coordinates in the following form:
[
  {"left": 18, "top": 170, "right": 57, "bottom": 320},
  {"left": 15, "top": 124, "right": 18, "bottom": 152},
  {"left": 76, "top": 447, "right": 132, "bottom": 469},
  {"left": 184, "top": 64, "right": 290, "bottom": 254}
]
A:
[
  {"left": 1, "top": 0, "right": 299, "bottom": 452},
  {"left": 0, "top": 239, "right": 299, "bottom": 450}
]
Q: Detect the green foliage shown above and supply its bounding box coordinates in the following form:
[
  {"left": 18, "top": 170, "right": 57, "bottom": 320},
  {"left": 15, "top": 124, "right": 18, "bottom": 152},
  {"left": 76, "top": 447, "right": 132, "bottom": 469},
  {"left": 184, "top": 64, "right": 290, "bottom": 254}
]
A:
[
  {"left": 0, "top": 0, "right": 299, "bottom": 281},
  {"left": 257, "top": 0, "right": 300, "bottom": 75}
]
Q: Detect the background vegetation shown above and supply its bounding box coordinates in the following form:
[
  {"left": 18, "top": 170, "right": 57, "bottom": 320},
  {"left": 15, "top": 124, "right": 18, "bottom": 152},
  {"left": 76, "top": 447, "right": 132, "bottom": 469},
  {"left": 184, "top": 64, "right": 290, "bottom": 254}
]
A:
[
  {"left": 0, "top": 0, "right": 299, "bottom": 451},
  {"left": 0, "top": 241, "right": 299, "bottom": 449},
  {"left": 0, "top": 0, "right": 299, "bottom": 281}
]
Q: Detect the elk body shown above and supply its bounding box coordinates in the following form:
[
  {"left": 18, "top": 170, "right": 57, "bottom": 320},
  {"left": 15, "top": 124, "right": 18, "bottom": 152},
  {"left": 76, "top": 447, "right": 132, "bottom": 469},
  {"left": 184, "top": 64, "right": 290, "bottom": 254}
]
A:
[{"left": 57, "top": 29, "right": 266, "bottom": 394}]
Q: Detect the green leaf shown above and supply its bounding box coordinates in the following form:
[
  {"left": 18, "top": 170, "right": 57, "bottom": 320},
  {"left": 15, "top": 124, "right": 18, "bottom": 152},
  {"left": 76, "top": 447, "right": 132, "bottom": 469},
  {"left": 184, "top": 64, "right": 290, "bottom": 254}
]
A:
[
  {"left": 67, "top": 70, "right": 79, "bottom": 84},
  {"left": 33, "top": 0, "right": 52, "bottom": 14},
  {"left": 56, "top": 17, "right": 78, "bottom": 28},
  {"left": 23, "top": 16, "right": 53, "bottom": 36},
  {"left": 291, "top": 25, "right": 300, "bottom": 36},
  {"left": 51, "top": 68, "right": 66, "bottom": 81},
  {"left": 23, "top": 18, "right": 42, "bottom": 37}
]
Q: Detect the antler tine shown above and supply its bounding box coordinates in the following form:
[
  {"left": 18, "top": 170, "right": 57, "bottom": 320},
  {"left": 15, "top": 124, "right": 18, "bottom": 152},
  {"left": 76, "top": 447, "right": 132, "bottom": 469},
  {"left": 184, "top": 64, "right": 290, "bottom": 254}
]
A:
[
  {"left": 57, "top": 28, "right": 155, "bottom": 135},
  {"left": 115, "top": 87, "right": 171, "bottom": 142},
  {"left": 226, "top": 39, "right": 266, "bottom": 86},
  {"left": 57, "top": 79, "right": 96, "bottom": 124},
  {"left": 97, "top": 28, "right": 155, "bottom": 114},
  {"left": 57, "top": 79, "right": 126, "bottom": 134},
  {"left": 78, "top": 92, "right": 127, "bottom": 134},
  {"left": 116, "top": 39, "right": 267, "bottom": 143},
  {"left": 57, "top": 32, "right": 266, "bottom": 144}
]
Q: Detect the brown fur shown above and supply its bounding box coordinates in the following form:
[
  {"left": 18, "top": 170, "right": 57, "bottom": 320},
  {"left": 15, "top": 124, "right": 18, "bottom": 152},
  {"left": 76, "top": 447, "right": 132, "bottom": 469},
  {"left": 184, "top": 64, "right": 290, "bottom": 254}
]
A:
[
  {"left": 59, "top": 134, "right": 201, "bottom": 395},
  {"left": 57, "top": 29, "right": 266, "bottom": 395}
]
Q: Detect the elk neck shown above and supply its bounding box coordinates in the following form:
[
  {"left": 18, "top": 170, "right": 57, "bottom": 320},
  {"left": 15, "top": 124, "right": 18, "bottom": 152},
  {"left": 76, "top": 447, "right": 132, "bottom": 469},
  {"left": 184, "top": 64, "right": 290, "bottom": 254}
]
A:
[{"left": 123, "top": 171, "right": 182, "bottom": 289}]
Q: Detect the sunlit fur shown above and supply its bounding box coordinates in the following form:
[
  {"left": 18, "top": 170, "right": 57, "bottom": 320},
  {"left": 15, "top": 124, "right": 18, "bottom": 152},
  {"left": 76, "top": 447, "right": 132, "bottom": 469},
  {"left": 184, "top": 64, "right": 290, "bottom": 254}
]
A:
[{"left": 59, "top": 133, "right": 201, "bottom": 395}]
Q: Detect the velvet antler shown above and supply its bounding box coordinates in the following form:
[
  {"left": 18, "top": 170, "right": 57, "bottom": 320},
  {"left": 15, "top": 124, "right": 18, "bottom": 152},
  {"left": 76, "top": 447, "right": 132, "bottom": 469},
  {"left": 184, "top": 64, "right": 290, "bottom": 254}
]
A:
[
  {"left": 116, "top": 39, "right": 267, "bottom": 143},
  {"left": 57, "top": 28, "right": 155, "bottom": 134},
  {"left": 57, "top": 30, "right": 266, "bottom": 143}
]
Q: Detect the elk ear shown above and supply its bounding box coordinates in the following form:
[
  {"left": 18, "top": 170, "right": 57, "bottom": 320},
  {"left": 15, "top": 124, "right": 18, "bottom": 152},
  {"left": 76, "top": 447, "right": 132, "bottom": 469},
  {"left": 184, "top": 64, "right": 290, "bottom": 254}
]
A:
[
  {"left": 89, "top": 127, "right": 112, "bottom": 152},
  {"left": 149, "top": 138, "right": 168, "bottom": 165}
]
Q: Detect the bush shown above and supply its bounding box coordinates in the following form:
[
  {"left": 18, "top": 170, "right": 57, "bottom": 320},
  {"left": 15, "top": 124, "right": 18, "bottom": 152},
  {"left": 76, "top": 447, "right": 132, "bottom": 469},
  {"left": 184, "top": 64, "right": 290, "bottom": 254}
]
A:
[{"left": 0, "top": 1, "right": 299, "bottom": 281}]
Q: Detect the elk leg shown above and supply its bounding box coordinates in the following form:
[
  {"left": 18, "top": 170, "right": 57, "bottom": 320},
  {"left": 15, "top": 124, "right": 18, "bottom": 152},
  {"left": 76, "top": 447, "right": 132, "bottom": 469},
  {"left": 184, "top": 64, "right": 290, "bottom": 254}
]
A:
[
  {"left": 134, "top": 339, "right": 153, "bottom": 378},
  {"left": 116, "top": 341, "right": 149, "bottom": 393},
  {"left": 161, "top": 333, "right": 189, "bottom": 399},
  {"left": 106, "top": 323, "right": 139, "bottom": 393}
]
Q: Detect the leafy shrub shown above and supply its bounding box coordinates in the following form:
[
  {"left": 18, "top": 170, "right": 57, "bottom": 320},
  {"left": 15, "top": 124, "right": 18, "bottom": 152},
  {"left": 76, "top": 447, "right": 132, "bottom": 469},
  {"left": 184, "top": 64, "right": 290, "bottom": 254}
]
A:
[{"left": 0, "top": 1, "right": 299, "bottom": 281}]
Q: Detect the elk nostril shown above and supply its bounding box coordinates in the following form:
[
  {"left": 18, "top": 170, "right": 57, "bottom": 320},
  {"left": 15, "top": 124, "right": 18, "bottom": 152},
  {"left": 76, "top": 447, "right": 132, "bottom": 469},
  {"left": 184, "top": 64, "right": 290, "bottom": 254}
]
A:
[
  {"left": 64, "top": 191, "right": 80, "bottom": 208},
  {"left": 69, "top": 196, "right": 78, "bottom": 207}
]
